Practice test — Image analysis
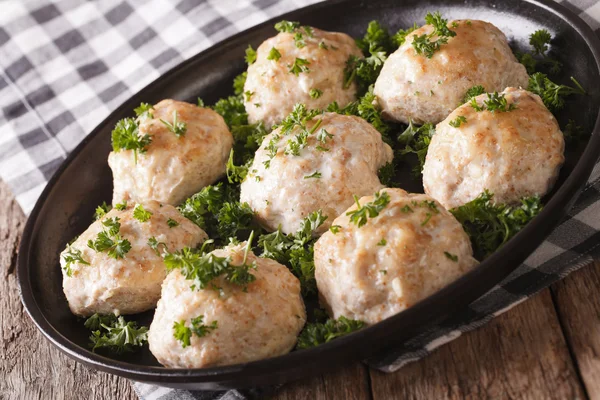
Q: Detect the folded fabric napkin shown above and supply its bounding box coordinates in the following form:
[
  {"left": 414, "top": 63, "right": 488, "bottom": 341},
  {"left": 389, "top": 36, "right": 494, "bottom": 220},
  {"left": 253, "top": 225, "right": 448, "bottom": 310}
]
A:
[{"left": 1, "top": 0, "right": 599, "bottom": 399}]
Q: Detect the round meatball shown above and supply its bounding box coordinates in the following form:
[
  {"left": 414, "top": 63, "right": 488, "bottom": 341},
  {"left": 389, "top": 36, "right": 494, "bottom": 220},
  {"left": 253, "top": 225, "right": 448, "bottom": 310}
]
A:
[
  {"left": 61, "top": 201, "right": 207, "bottom": 316},
  {"left": 423, "top": 88, "right": 565, "bottom": 209},
  {"left": 148, "top": 244, "right": 306, "bottom": 368},
  {"left": 314, "top": 188, "right": 478, "bottom": 325},
  {"left": 374, "top": 20, "right": 528, "bottom": 124},
  {"left": 240, "top": 112, "right": 394, "bottom": 234},
  {"left": 244, "top": 26, "right": 363, "bottom": 128},
  {"left": 109, "top": 99, "right": 233, "bottom": 206}
]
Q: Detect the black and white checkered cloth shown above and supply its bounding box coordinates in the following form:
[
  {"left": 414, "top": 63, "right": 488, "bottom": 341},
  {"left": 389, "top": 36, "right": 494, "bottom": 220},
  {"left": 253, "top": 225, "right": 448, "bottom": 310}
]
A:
[{"left": 1, "top": 0, "right": 599, "bottom": 399}]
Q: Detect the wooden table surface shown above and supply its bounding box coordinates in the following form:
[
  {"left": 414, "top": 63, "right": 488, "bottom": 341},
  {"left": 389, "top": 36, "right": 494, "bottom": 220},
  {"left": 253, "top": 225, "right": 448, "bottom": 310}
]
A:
[{"left": 1, "top": 177, "right": 600, "bottom": 400}]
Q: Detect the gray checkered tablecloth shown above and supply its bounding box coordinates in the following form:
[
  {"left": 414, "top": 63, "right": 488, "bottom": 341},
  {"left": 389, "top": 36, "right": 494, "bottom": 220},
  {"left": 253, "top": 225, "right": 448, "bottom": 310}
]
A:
[{"left": 1, "top": 1, "right": 600, "bottom": 399}]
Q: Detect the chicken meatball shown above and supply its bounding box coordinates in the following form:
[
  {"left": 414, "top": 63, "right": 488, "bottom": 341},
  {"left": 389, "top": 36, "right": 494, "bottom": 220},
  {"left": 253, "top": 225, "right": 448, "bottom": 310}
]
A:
[
  {"left": 423, "top": 88, "right": 565, "bottom": 209},
  {"left": 61, "top": 201, "right": 207, "bottom": 316},
  {"left": 244, "top": 26, "right": 363, "bottom": 128},
  {"left": 314, "top": 188, "right": 478, "bottom": 325},
  {"left": 109, "top": 99, "right": 233, "bottom": 206},
  {"left": 148, "top": 243, "right": 306, "bottom": 368},
  {"left": 374, "top": 20, "right": 529, "bottom": 124},
  {"left": 240, "top": 112, "right": 394, "bottom": 234}
]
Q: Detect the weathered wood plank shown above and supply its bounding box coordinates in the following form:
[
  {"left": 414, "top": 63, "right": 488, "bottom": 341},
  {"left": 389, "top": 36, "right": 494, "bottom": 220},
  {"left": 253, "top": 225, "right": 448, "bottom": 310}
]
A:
[
  {"left": 270, "top": 362, "right": 371, "bottom": 400},
  {"left": 552, "top": 261, "right": 600, "bottom": 399},
  {"left": 0, "top": 180, "right": 137, "bottom": 400},
  {"left": 369, "top": 289, "right": 585, "bottom": 400}
]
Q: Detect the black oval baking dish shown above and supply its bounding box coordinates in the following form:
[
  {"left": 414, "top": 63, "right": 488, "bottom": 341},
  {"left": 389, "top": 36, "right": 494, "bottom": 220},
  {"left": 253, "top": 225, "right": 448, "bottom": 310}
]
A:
[{"left": 17, "top": 0, "right": 600, "bottom": 390}]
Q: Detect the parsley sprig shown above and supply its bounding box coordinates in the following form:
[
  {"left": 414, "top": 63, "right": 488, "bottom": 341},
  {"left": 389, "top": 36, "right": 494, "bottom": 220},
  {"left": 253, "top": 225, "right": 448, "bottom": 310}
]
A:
[
  {"left": 62, "top": 245, "right": 90, "bottom": 277},
  {"left": 328, "top": 86, "right": 392, "bottom": 145},
  {"left": 87, "top": 217, "right": 132, "bottom": 259},
  {"left": 397, "top": 120, "right": 436, "bottom": 176},
  {"left": 470, "top": 92, "right": 516, "bottom": 113},
  {"left": 163, "top": 245, "right": 256, "bottom": 291},
  {"left": 518, "top": 29, "right": 562, "bottom": 75},
  {"left": 84, "top": 314, "right": 148, "bottom": 354},
  {"left": 133, "top": 204, "right": 152, "bottom": 222},
  {"left": 111, "top": 117, "right": 152, "bottom": 164},
  {"left": 94, "top": 201, "right": 112, "bottom": 221},
  {"left": 297, "top": 316, "right": 365, "bottom": 349},
  {"left": 344, "top": 21, "right": 396, "bottom": 94},
  {"left": 450, "top": 191, "right": 543, "bottom": 260},
  {"left": 527, "top": 72, "right": 586, "bottom": 112},
  {"left": 411, "top": 12, "right": 456, "bottom": 58},
  {"left": 288, "top": 57, "right": 310, "bottom": 75},
  {"left": 257, "top": 211, "right": 327, "bottom": 296},
  {"left": 173, "top": 315, "right": 218, "bottom": 348},
  {"left": 274, "top": 20, "right": 314, "bottom": 48},
  {"left": 462, "top": 85, "right": 486, "bottom": 104},
  {"left": 347, "top": 191, "right": 391, "bottom": 227}
]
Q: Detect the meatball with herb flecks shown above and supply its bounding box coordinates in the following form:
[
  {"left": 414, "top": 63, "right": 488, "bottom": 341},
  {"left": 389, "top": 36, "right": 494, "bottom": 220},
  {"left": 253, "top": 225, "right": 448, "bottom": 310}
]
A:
[
  {"left": 240, "top": 110, "right": 393, "bottom": 234},
  {"left": 109, "top": 99, "right": 233, "bottom": 206},
  {"left": 148, "top": 243, "right": 306, "bottom": 368},
  {"left": 423, "top": 87, "right": 565, "bottom": 209},
  {"left": 374, "top": 19, "right": 528, "bottom": 124},
  {"left": 314, "top": 188, "right": 478, "bottom": 325},
  {"left": 244, "top": 22, "right": 363, "bottom": 128},
  {"left": 61, "top": 201, "right": 207, "bottom": 316}
]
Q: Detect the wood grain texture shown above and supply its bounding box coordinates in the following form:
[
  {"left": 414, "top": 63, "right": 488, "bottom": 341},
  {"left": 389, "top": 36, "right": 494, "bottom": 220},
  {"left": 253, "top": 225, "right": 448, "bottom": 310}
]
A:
[
  {"left": 552, "top": 261, "right": 600, "bottom": 400},
  {"left": 369, "top": 290, "right": 586, "bottom": 400},
  {"left": 0, "top": 180, "right": 137, "bottom": 400},
  {"left": 270, "top": 362, "right": 371, "bottom": 400}
]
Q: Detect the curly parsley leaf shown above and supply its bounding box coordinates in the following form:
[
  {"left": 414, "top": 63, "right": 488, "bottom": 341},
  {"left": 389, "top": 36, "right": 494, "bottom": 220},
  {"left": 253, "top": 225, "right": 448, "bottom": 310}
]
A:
[
  {"left": 217, "top": 201, "right": 255, "bottom": 240},
  {"left": 226, "top": 149, "right": 249, "bottom": 184},
  {"left": 62, "top": 245, "right": 90, "bottom": 277},
  {"left": 115, "top": 200, "right": 128, "bottom": 211},
  {"left": 527, "top": 72, "right": 586, "bottom": 112},
  {"left": 309, "top": 88, "right": 323, "bottom": 99},
  {"left": 134, "top": 102, "right": 153, "bottom": 120},
  {"left": 213, "top": 95, "right": 248, "bottom": 128},
  {"left": 173, "top": 316, "right": 218, "bottom": 348},
  {"left": 245, "top": 45, "right": 257, "bottom": 65},
  {"left": 462, "top": 85, "right": 485, "bottom": 104},
  {"left": 267, "top": 46, "right": 282, "bottom": 61},
  {"left": 449, "top": 115, "right": 467, "bottom": 127},
  {"left": 133, "top": 204, "right": 152, "bottom": 222},
  {"left": 94, "top": 201, "right": 112, "bottom": 221},
  {"left": 163, "top": 246, "right": 256, "bottom": 291},
  {"left": 397, "top": 120, "right": 436, "bottom": 175},
  {"left": 297, "top": 316, "right": 365, "bottom": 349},
  {"left": 347, "top": 191, "right": 391, "bottom": 227},
  {"left": 87, "top": 217, "right": 132, "bottom": 259},
  {"left": 85, "top": 314, "right": 148, "bottom": 354},
  {"left": 330, "top": 86, "right": 392, "bottom": 145},
  {"left": 257, "top": 211, "right": 327, "bottom": 296},
  {"left": 343, "top": 21, "right": 401, "bottom": 94},
  {"left": 167, "top": 218, "right": 179, "bottom": 228},
  {"left": 517, "top": 29, "right": 562, "bottom": 75},
  {"left": 393, "top": 23, "right": 419, "bottom": 47},
  {"left": 412, "top": 12, "right": 456, "bottom": 58},
  {"left": 111, "top": 118, "right": 152, "bottom": 164},
  {"left": 233, "top": 72, "right": 247, "bottom": 96},
  {"left": 377, "top": 161, "right": 396, "bottom": 186},
  {"left": 288, "top": 57, "right": 310, "bottom": 75},
  {"left": 450, "top": 191, "right": 543, "bottom": 260},
  {"left": 274, "top": 20, "right": 300, "bottom": 33}
]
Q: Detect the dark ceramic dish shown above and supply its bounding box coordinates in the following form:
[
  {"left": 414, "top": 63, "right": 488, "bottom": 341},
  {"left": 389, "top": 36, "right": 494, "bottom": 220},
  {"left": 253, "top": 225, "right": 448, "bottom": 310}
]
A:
[{"left": 17, "top": 0, "right": 600, "bottom": 390}]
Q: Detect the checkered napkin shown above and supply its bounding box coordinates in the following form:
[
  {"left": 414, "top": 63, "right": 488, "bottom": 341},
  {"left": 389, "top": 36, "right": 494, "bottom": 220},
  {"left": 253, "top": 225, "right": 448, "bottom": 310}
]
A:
[{"left": 1, "top": 0, "right": 600, "bottom": 399}]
